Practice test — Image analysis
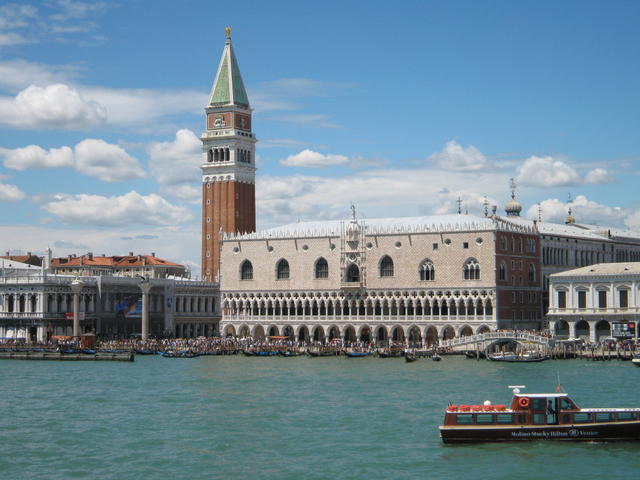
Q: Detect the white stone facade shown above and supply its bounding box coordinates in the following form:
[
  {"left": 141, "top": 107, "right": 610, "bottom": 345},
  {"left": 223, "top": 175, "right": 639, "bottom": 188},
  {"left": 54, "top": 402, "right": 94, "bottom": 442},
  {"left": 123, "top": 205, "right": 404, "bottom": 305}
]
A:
[
  {"left": 547, "top": 263, "right": 640, "bottom": 341},
  {"left": 219, "top": 214, "right": 544, "bottom": 343}
]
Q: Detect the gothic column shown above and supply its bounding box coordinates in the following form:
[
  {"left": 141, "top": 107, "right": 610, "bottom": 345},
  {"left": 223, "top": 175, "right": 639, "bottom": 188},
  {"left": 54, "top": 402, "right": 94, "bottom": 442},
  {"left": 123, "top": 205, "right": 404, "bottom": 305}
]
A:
[
  {"left": 139, "top": 277, "right": 152, "bottom": 341},
  {"left": 71, "top": 278, "right": 84, "bottom": 338}
]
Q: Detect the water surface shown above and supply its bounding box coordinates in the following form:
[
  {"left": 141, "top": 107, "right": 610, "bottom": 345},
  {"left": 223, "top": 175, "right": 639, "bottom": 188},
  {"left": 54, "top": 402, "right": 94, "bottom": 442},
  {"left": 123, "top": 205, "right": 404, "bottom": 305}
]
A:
[{"left": 1, "top": 356, "right": 638, "bottom": 479}]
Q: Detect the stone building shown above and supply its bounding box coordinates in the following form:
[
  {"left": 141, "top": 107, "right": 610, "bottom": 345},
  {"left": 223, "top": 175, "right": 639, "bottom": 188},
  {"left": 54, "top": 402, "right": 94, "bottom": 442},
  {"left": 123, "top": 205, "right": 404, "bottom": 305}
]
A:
[
  {"left": 0, "top": 268, "right": 220, "bottom": 342},
  {"left": 200, "top": 31, "right": 640, "bottom": 343},
  {"left": 547, "top": 263, "right": 640, "bottom": 342},
  {"left": 219, "top": 211, "right": 542, "bottom": 344}
]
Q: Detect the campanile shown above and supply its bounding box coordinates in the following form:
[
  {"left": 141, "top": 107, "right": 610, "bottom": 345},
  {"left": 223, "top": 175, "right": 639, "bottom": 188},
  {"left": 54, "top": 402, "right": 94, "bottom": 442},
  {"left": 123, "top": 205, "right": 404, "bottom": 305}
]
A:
[{"left": 201, "top": 27, "right": 256, "bottom": 281}]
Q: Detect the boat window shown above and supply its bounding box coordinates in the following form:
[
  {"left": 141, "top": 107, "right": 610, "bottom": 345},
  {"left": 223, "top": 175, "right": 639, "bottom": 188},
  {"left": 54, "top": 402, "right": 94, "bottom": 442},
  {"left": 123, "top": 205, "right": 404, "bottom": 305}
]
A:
[
  {"left": 560, "top": 398, "right": 573, "bottom": 410},
  {"left": 532, "top": 398, "right": 546, "bottom": 411},
  {"left": 595, "top": 412, "right": 613, "bottom": 422},
  {"left": 456, "top": 414, "right": 473, "bottom": 424},
  {"left": 476, "top": 415, "right": 494, "bottom": 424},
  {"left": 533, "top": 414, "right": 546, "bottom": 425},
  {"left": 562, "top": 414, "right": 571, "bottom": 424},
  {"left": 617, "top": 412, "right": 636, "bottom": 421},
  {"left": 573, "top": 413, "right": 591, "bottom": 423},
  {"left": 496, "top": 414, "right": 514, "bottom": 424}
]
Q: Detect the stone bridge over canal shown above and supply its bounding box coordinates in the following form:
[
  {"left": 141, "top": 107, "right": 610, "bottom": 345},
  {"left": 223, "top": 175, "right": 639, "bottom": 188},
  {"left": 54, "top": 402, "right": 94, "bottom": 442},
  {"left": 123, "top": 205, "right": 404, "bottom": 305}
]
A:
[{"left": 440, "top": 331, "right": 554, "bottom": 351}]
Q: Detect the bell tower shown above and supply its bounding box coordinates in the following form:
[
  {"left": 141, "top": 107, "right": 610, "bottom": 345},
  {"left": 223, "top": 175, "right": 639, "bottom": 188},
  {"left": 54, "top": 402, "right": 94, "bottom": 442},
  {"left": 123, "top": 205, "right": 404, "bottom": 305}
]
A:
[{"left": 201, "top": 27, "right": 256, "bottom": 281}]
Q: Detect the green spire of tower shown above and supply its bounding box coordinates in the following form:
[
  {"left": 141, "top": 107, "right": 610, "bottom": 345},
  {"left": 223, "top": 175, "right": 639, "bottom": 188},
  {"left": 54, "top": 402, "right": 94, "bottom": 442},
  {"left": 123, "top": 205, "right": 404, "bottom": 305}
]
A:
[{"left": 209, "top": 27, "right": 249, "bottom": 107}]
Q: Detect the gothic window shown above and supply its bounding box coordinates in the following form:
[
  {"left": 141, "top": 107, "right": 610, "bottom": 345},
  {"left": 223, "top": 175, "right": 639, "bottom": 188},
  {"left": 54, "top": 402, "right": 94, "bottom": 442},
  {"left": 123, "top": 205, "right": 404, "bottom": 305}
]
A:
[
  {"left": 499, "top": 262, "right": 507, "bottom": 281},
  {"left": 528, "top": 263, "right": 536, "bottom": 282},
  {"left": 276, "top": 259, "right": 290, "bottom": 280},
  {"left": 463, "top": 258, "right": 480, "bottom": 280},
  {"left": 346, "top": 263, "right": 360, "bottom": 282},
  {"left": 207, "top": 150, "right": 213, "bottom": 162},
  {"left": 315, "top": 257, "right": 328, "bottom": 279},
  {"left": 419, "top": 259, "right": 435, "bottom": 281},
  {"left": 240, "top": 260, "right": 253, "bottom": 280},
  {"left": 380, "top": 256, "right": 394, "bottom": 277}
]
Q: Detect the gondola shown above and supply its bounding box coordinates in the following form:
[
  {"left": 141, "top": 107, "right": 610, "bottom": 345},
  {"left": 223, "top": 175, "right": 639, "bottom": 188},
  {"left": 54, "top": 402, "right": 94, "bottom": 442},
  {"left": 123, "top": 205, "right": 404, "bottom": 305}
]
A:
[
  {"left": 135, "top": 349, "right": 153, "bottom": 355},
  {"left": 307, "top": 349, "right": 339, "bottom": 357},
  {"left": 432, "top": 353, "right": 442, "bottom": 361},
  {"left": 345, "top": 351, "right": 370, "bottom": 358},
  {"left": 241, "top": 350, "right": 255, "bottom": 356},
  {"left": 161, "top": 351, "right": 200, "bottom": 358},
  {"left": 405, "top": 353, "right": 418, "bottom": 363},
  {"left": 279, "top": 350, "right": 304, "bottom": 357},
  {"left": 255, "top": 351, "right": 279, "bottom": 356}
]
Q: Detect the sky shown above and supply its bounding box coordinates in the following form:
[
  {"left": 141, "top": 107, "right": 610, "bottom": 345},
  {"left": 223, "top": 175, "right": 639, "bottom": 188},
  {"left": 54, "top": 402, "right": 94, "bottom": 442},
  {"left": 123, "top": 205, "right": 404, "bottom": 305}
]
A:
[{"left": 0, "top": 0, "right": 639, "bottom": 276}]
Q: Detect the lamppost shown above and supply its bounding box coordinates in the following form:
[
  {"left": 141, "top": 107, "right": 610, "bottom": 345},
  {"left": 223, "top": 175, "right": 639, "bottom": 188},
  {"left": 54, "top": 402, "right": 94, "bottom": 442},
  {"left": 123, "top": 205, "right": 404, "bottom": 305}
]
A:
[
  {"left": 139, "top": 276, "right": 151, "bottom": 340},
  {"left": 70, "top": 278, "right": 84, "bottom": 338}
]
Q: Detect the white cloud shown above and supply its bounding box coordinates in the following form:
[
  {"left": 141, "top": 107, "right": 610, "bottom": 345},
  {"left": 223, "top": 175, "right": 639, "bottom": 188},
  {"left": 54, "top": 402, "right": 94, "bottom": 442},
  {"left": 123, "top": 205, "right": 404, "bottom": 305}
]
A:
[
  {"left": 0, "top": 223, "right": 202, "bottom": 277},
  {"left": 281, "top": 149, "right": 348, "bottom": 168},
  {"left": 0, "top": 60, "right": 80, "bottom": 91},
  {"left": 2, "top": 145, "right": 74, "bottom": 170},
  {"left": 43, "top": 191, "right": 192, "bottom": 227},
  {"left": 585, "top": 167, "right": 613, "bottom": 185},
  {"left": 1, "top": 139, "right": 145, "bottom": 182},
  {"left": 526, "top": 194, "right": 626, "bottom": 226},
  {"left": 0, "top": 84, "right": 106, "bottom": 129},
  {"left": 256, "top": 168, "right": 509, "bottom": 227},
  {"left": 516, "top": 156, "right": 580, "bottom": 187},
  {"left": 148, "top": 129, "right": 201, "bottom": 186},
  {"left": 81, "top": 86, "right": 202, "bottom": 127},
  {"left": 74, "top": 139, "right": 145, "bottom": 182},
  {"left": 428, "top": 140, "right": 488, "bottom": 171},
  {"left": 0, "top": 183, "right": 25, "bottom": 202},
  {"left": 0, "top": 32, "right": 30, "bottom": 46}
]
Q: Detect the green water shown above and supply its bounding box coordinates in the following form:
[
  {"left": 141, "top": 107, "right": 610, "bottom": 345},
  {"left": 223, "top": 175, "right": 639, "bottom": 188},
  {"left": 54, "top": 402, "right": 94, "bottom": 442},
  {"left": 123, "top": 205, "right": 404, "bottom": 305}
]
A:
[{"left": 1, "top": 356, "right": 639, "bottom": 480}]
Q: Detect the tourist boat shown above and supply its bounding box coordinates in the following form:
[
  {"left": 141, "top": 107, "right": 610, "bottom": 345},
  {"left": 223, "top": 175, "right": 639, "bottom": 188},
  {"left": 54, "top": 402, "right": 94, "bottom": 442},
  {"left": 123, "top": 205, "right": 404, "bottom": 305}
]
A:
[
  {"left": 439, "top": 385, "right": 640, "bottom": 443},
  {"left": 632, "top": 355, "right": 640, "bottom": 367}
]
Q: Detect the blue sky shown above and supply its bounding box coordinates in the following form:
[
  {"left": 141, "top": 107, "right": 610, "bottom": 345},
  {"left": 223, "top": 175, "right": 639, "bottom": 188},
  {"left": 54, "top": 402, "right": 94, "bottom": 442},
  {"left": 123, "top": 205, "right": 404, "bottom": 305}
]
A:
[{"left": 0, "top": 0, "right": 639, "bottom": 275}]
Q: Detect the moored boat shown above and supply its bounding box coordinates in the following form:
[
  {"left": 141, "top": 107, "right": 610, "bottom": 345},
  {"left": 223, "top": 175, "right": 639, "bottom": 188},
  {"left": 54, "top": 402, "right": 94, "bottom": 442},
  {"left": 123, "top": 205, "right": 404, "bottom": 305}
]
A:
[
  {"left": 439, "top": 385, "right": 640, "bottom": 443},
  {"left": 345, "top": 350, "right": 370, "bottom": 357},
  {"left": 405, "top": 353, "right": 418, "bottom": 363},
  {"left": 632, "top": 355, "right": 640, "bottom": 367}
]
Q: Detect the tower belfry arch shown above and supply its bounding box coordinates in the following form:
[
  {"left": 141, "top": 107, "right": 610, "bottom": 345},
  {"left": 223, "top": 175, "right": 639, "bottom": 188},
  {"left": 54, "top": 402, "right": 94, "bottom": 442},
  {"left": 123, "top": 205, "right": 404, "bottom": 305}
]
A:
[{"left": 201, "top": 28, "right": 257, "bottom": 281}]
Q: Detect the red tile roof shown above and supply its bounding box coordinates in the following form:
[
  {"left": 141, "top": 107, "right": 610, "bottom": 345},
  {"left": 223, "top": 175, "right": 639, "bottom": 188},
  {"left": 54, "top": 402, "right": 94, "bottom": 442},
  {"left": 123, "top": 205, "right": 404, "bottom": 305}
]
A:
[
  {"left": 0, "top": 255, "right": 42, "bottom": 266},
  {"left": 51, "top": 254, "right": 183, "bottom": 268}
]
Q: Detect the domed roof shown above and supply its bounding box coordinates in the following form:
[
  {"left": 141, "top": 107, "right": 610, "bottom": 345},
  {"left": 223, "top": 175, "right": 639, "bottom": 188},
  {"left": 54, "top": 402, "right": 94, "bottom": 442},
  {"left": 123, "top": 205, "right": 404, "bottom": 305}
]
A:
[
  {"left": 505, "top": 178, "right": 522, "bottom": 217},
  {"left": 505, "top": 198, "right": 522, "bottom": 216}
]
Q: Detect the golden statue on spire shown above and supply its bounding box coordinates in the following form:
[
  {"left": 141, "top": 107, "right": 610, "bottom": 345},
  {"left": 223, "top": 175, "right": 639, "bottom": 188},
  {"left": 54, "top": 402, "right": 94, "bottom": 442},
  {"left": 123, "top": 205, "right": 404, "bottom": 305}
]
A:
[{"left": 225, "top": 26, "right": 231, "bottom": 38}]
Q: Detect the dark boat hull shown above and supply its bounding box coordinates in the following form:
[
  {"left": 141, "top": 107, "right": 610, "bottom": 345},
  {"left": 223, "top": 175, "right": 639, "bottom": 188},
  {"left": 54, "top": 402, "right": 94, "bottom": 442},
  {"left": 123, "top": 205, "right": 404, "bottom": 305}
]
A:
[
  {"left": 440, "top": 421, "right": 640, "bottom": 443},
  {"left": 345, "top": 352, "right": 370, "bottom": 357}
]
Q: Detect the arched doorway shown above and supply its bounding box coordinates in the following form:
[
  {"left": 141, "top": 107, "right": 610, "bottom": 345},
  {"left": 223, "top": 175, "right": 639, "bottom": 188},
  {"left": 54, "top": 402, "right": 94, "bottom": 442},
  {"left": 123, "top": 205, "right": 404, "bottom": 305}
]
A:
[
  {"left": 376, "top": 326, "right": 388, "bottom": 345},
  {"left": 408, "top": 326, "right": 422, "bottom": 347},
  {"left": 343, "top": 325, "right": 356, "bottom": 343},
  {"left": 224, "top": 324, "right": 236, "bottom": 337},
  {"left": 595, "top": 320, "right": 611, "bottom": 341},
  {"left": 312, "top": 326, "right": 325, "bottom": 342},
  {"left": 391, "top": 326, "right": 405, "bottom": 342},
  {"left": 268, "top": 325, "right": 279, "bottom": 337},
  {"left": 252, "top": 325, "right": 265, "bottom": 341},
  {"left": 239, "top": 325, "right": 250, "bottom": 337},
  {"left": 424, "top": 326, "right": 438, "bottom": 345},
  {"left": 459, "top": 325, "right": 473, "bottom": 337},
  {"left": 297, "top": 326, "right": 309, "bottom": 342},
  {"left": 358, "top": 325, "right": 371, "bottom": 343},
  {"left": 328, "top": 325, "right": 340, "bottom": 340},
  {"left": 575, "top": 320, "right": 590, "bottom": 340},
  {"left": 283, "top": 325, "right": 294, "bottom": 340},
  {"left": 476, "top": 325, "right": 491, "bottom": 334},
  {"left": 554, "top": 320, "right": 569, "bottom": 337},
  {"left": 441, "top": 325, "right": 455, "bottom": 340}
]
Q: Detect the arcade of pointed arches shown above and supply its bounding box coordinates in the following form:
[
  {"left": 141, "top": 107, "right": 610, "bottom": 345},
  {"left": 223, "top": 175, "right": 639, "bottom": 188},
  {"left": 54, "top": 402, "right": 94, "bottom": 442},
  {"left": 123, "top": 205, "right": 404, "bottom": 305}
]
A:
[{"left": 221, "top": 288, "right": 495, "bottom": 343}]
